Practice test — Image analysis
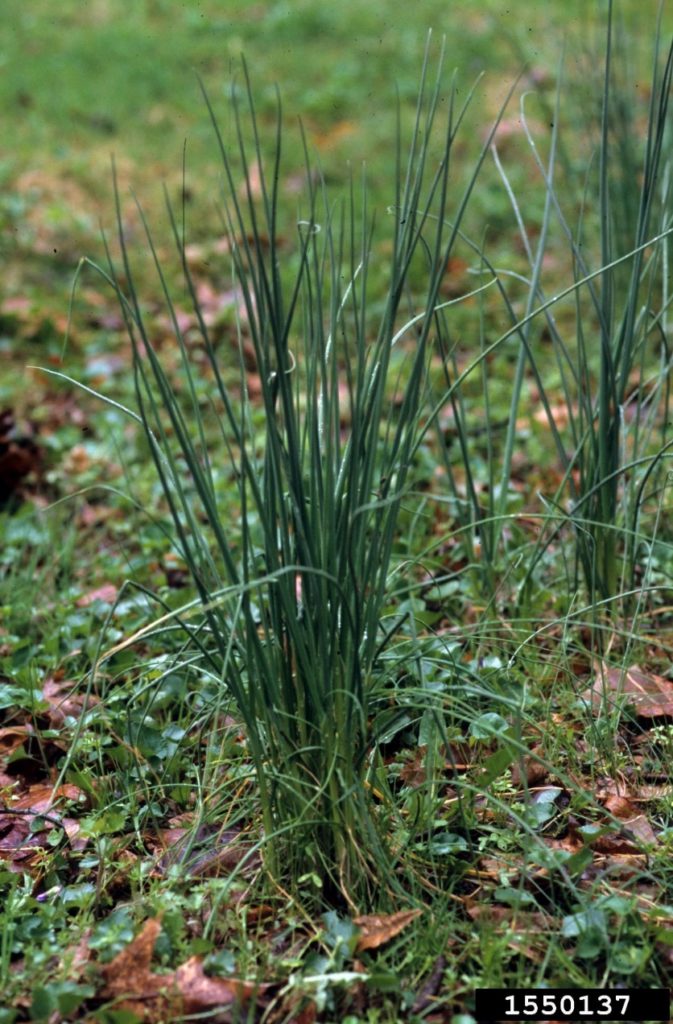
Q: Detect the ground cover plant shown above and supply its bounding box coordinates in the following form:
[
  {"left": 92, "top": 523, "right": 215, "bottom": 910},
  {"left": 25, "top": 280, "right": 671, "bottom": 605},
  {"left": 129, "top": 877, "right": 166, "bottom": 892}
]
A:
[{"left": 4, "top": 1, "right": 673, "bottom": 1022}]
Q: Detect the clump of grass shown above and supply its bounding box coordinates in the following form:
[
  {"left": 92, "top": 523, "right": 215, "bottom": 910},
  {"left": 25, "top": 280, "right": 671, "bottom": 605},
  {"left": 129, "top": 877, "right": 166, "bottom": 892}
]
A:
[
  {"left": 519, "top": 5, "right": 673, "bottom": 622},
  {"left": 89, "top": 43, "right": 507, "bottom": 904},
  {"left": 49, "top": 2, "right": 673, "bottom": 917},
  {"left": 436, "top": 3, "right": 673, "bottom": 638}
]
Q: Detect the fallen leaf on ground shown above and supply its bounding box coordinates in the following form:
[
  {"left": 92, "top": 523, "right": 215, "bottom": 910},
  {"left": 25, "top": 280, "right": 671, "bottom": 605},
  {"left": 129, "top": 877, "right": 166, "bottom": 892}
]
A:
[
  {"left": 474, "top": 857, "right": 521, "bottom": 881},
  {"left": 152, "top": 817, "right": 260, "bottom": 878},
  {"left": 0, "top": 725, "right": 66, "bottom": 784},
  {"left": 511, "top": 745, "right": 549, "bottom": 787},
  {"left": 0, "top": 726, "right": 35, "bottom": 759},
  {"left": 354, "top": 909, "right": 422, "bottom": 951},
  {"left": 412, "top": 955, "right": 446, "bottom": 1014},
  {"left": 631, "top": 784, "right": 673, "bottom": 801},
  {"left": 584, "top": 664, "right": 673, "bottom": 717},
  {"left": 400, "top": 748, "right": 427, "bottom": 788},
  {"left": 99, "top": 917, "right": 266, "bottom": 1021},
  {"left": 41, "top": 678, "right": 98, "bottom": 727},
  {"left": 580, "top": 853, "right": 651, "bottom": 886},
  {"left": 597, "top": 793, "right": 658, "bottom": 850},
  {"left": 0, "top": 782, "right": 87, "bottom": 872},
  {"left": 76, "top": 584, "right": 118, "bottom": 607},
  {"left": 175, "top": 957, "right": 263, "bottom": 1013},
  {"left": 99, "top": 918, "right": 167, "bottom": 1008},
  {"left": 11, "top": 782, "right": 82, "bottom": 814}
]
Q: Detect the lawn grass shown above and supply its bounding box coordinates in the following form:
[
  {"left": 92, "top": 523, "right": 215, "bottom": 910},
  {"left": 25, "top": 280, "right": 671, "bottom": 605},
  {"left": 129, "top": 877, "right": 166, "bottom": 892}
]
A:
[{"left": 3, "top": 2, "right": 673, "bottom": 1022}]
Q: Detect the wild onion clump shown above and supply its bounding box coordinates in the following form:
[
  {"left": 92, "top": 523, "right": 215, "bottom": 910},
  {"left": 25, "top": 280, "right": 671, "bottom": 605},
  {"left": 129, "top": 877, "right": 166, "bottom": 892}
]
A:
[
  {"left": 94, "top": 48, "right": 503, "bottom": 901},
  {"left": 63, "top": 6, "right": 673, "bottom": 905}
]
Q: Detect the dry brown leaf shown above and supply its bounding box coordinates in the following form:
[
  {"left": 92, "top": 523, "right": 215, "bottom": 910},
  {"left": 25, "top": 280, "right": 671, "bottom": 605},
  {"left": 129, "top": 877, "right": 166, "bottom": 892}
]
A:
[
  {"left": 0, "top": 782, "right": 87, "bottom": 873},
  {"left": 444, "top": 742, "right": 474, "bottom": 772},
  {"left": 584, "top": 664, "right": 673, "bottom": 717},
  {"left": 0, "top": 725, "right": 35, "bottom": 759},
  {"left": 544, "top": 832, "right": 585, "bottom": 856},
  {"left": 602, "top": 794, "right": 635, "bottom": 818},
  {"left": 41, "top": 678, "right": 98, "bottom": 727},
  {"left": 0, "top": 813, "right": 32, "bottom": 853},
  {"left": 99, "top": 918, "right": 168, "bottom": 1012},
  {"left": 412, "top": 955, "right": 447, "bottom": 1015},
  {"left": 174, "top": 957, "right": 262, "bottom": 1014},
  {"left": 62, "top": 444, "right": 92, "bottom": 476},
  {"left": 511, "top": 745, "right": 549, "bottom": 787},
  {"left": 76, "top": 584, "right": 118, "bottom": 607},
  {"left": 631, "top": 784, "right": 673, "bottom": 801},
  {"left": 399, "top": 748, "right": 427, "bottom": 789},
  {"left": 474, "top": 857, "right": 520, "bottom": 881},
  {"left": 194, "top": 280, "right": 248, "bottom": 334},
  {"left": 11, "top": 782, "right": 82, "bottom": 813},
  {"left": 0, "top": 723, "right": 68, "bottom": 782},
  {"left": 293, "top": 1003, "right": 319, "bottom": 1024},
  {"left": 61, "top": 817, "right": 87, "bottom": 851},
  {"left": 152, "top": 818, "right": 260, "bottom": 879},
  {"left": 580, "top": 853, "right": 648, "bottom": 883},
  {"left": 99, "top": 917, "right": 266, "bottom": 1021},
  {"left": 354, "top": 909, "right": 422, "bottom": 952},
  {"left": 598, "top": 794, "right": 658, "bottom": 850}
]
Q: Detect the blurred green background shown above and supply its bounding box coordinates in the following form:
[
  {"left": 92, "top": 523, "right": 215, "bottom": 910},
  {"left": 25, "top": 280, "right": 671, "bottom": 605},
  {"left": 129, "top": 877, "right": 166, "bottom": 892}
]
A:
[
  {"left": 1, "top": 0, "right": 670, "bottom": 415},
  {"left": 2, "top": 0, "right": 668, "bottom": 299}
]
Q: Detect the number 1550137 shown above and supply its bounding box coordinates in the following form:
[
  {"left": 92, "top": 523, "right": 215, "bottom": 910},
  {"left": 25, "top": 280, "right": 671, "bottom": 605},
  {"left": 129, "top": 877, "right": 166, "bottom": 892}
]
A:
[{"left": 474, "top": 988, "right": 670, "bottom": 1021}]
